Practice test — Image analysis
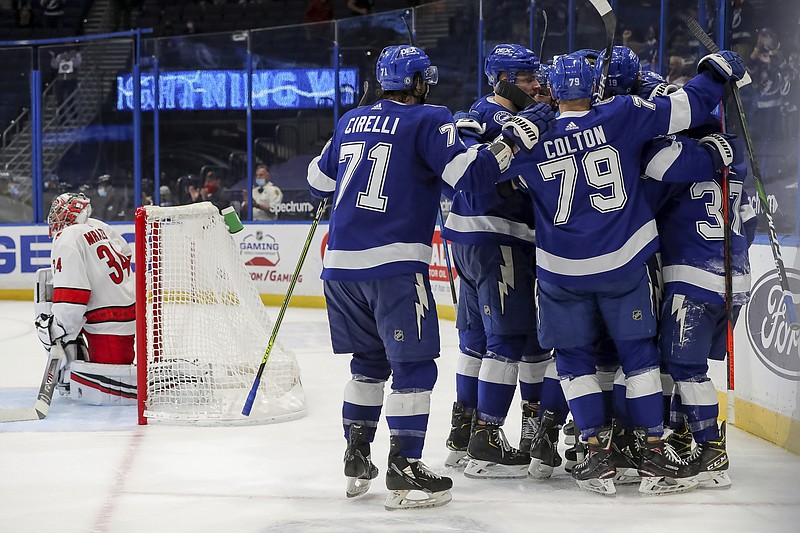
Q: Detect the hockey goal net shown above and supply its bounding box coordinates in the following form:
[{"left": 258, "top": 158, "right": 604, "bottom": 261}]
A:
[{"left": 135, "top": 202, "right": 306, "bottom": 425}]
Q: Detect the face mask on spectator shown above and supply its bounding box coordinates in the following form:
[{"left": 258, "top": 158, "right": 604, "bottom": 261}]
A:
[
  {"left": 256, "top": 178, "right": 266, "bottom": 187},
  {"left": 97, "top": 187, "right": 108, "bottom": 198}
]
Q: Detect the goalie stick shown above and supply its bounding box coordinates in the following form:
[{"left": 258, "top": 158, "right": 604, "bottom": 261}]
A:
[
  {"left": 588, "top": 0, "right": 616, "bottom": 101},
  {"left": 0, "top": 342, "right": 65, "bottom": 422},
  {"left": 685, "top": 16, "right": 799, "bottom": 332}
]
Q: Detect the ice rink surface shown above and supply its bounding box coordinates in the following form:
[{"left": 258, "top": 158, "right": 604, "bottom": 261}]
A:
[{"left": 2, "top": 300, "right": 800, "bottom": 533}]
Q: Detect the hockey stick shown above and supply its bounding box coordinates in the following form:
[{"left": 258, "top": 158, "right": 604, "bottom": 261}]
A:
[
  {"left": 538, "top": 9, "right": 548, "bottom": 61},
  {"left": 588, "top": 0, "right": 616, "bottom": 101},
  {"left": 437, "top": 208, "right": 458, "bottom": 308},
  {"left": 243, "top": 198, "right": 328, "bottom": 416},
  {"left": 0, "top": 342, "right": 65, "bottom": 422},
  {"left": 685, "top": 16, "right": 800, "bottom": 331}
]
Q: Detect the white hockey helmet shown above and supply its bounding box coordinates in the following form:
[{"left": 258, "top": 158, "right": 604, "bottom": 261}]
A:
[{"left": 47, "top": 192, "right": 92, "bottom": 238}]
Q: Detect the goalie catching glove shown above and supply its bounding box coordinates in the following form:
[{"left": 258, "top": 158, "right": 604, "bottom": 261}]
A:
[
  {"left": 500, "top": 103, "right": 556, "bottom": 153},
  {"left": 35, "top": 313, "right": 68, "bottom": 352},
  {"left": 699, "top": 133, "right": 738, "bottom": 171},
  {"left": 454, "top": 110, "right": 485, "bottom": 141}
]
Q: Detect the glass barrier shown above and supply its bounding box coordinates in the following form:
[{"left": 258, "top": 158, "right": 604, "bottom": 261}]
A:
[
  {"left": 0, "top": 46, "right": 32, "bottom": 223},
  {"left": 0, "top": 0, "right": 798, "bottom": 235},
  {"left": 250, "top": 22, "right": 338, "bottom": 222},
  {"left": 39, "top": 38, "right": 135, "bottom": 222}
]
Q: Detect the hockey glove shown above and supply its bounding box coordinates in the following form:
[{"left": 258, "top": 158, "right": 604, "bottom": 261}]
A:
[
  {"left": 496, "top": 175, "right": 530, "bottom": 199},
  {"left": 488, "top": 137, "right": 516, "bottom": 173},
  {"left": 454, "top": 110, "right": 485, "bottom": 142},
  {"left": 35, "top": 313, "right": 68, "bottom": 352},
  {"left": 501, "top": 103, "right": 556, "bottom": 153},
  {"left": 699, "top": 133, "right": 737, "bottom": 171},
  {"left": 697, "top": 50, "right": 746, "bottom": 82},
  {"left": 642, "top": 82, "right": 678, "bottom": 99}
]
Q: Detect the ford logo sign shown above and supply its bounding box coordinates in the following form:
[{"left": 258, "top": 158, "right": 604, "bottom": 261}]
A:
[{"left": 745, "top": 268, "right": 800, "bottom": 380}]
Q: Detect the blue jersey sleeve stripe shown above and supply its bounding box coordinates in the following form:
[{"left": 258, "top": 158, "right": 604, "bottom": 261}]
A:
[
  {"left": 444, "top": 212, "right": 536, "bottom": 242},
  {"left": 306, "top": 154, "right": 336, "bottom": 193},
  {"left": 535, "top": 219, "right": 657, "bottom": 277},
  {"left": 323, "top": 242, "right": 433, "bottom": 270},
  {"left": 643, "top": 141, "right": 683, "bottom": 181},
  {"left": 666, "top": 90, "right": 692, "bottom": 133},
  {"left": 663, "top": 264, "right": 752, "bottom": 296},
  {"left": 441, "top": 146, "right": 480, "bottom": 189}
]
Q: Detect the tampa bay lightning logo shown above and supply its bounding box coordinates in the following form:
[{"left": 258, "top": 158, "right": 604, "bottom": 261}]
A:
[{"left": 494, "top": 110, "right": 513, "bottom": 125}]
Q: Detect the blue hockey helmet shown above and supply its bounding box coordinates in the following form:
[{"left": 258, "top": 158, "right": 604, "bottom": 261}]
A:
[
  {"left": 376, "top": 45, "right": 439, "bottom": 91},
  {"left": 574, "top": 48, "right": 601, "bottom": 66},
  {"left": 484, "top": 43, "right": 540, "bottom": 86},
  {"left": 550, "top": 53, "right": 595, "bottom": 101},
  {"left": 595, "top": 46, "right": 641, "bottom": 97}
]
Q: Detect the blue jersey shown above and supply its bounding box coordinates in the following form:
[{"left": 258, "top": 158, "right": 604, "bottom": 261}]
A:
[
  {"left": 442, "top": 94, "right": 535, "bottom": 247},
  {"left": 307, "top": 99, "right": 503, "bottom": 281},
  {"left": 642, "top": 135, "right": 752, "bottom": 305},
  {"left": 507, "top": 71, "right": 725, "bottom": 287}
]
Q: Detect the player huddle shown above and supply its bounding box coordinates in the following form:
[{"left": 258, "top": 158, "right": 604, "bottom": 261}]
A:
[{"left": 308, "top": 37, "right": 750, "bottom": 509}]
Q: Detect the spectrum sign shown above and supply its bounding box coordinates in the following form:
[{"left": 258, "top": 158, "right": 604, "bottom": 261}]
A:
[{"left": 117, "top": 68, "right": 358, "bottom": 111}]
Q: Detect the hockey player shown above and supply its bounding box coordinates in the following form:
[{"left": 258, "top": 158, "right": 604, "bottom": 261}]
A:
[
  {"left": 306, "top": 44, "right": 550, "bottom": 509},
  {"left": 642, "top": 120, "right": 757, "bottom": 489},
  {"left": 506, "top": 49, "right": 747, "bottom": 495},
  {"left": 35, "top": 192, "right": 136, "bottom": 405},
  {"left": 441, "top": 43, "right": 556, "bottom": 479}
]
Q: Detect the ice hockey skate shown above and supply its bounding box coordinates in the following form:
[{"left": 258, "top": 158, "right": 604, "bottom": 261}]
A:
[
  {"left": 519, "top": 401, "right": 540, "bottom": 455},
  {"left": 610, "top": 427, "right": 641, "bottom": 485},
  {"left": 666, "top": 417, "right": 695, "bottom": 460},
  {"left": 571, "top": 427, "right": 617, "bottom": 496},
  {"left": 343, "top": 424, "right": 378, "bottom": 498},
  {"left": 445, "top": 402, "right": 473, "bottom": 468},
  {"left": 689, "top": 421, "right": 731, "bottom": 489},
  {"left": 464, "top": 422, "right": 530, "bottom": 479},
  {"left": 634, "top": 429, "right": 699, "bottom": 495},
  {"left": 527, "top": 409, "right": 562, "bottom": 479},
  {"left": 385, "top": 437, "right": 453, "bottom": 510}
]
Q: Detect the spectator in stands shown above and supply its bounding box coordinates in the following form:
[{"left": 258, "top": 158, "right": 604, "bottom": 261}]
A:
[
  {"left": 93, "top": 174, "right": 131, "bottom": 221},
  {"left": 50, "top": 48, "right": 82, "bottom": 110},
  {"left": 17, "top": 1, "right": 32, "bottom": 27},
  {"left": 189, "top": 170, "right": 229, "bottom": 212},
  {"left": 242, "top": 164, "right": 283, "bottom": 221},
  {"left": 347, "top": 0, "right": 373, "bottom": 16},
  {"left": 40, "top": 0, "right": 64, "bottom": 29},
  {"left": 305, "top": 0, "right": 334, "bottom": 24},
  {"left": 159, "top": 185, "right": 174, "bottom": 207},
  {"left": 666, "top": 55, "right": 690, "bottom": 87}
]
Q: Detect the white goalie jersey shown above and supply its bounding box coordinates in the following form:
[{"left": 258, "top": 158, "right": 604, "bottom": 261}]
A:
[{"left": 51, "top": 218, "right": 135, "bottom": 352}]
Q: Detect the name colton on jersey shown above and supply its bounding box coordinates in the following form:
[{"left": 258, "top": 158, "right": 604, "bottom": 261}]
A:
[{"left": 542, "top": 124, "right": 608, "bottom": 159}]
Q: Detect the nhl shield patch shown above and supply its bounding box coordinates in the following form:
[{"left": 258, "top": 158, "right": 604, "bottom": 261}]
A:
[{"left": 394, "top": 329, "right": 404, "bottom": 342}]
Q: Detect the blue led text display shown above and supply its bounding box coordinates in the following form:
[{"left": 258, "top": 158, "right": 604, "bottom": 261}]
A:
[{"left": 117, "top": 68, "right": 358, "bottom": 111}]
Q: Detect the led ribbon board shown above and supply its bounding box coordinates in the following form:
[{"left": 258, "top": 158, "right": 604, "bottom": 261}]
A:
[{"left": 117, "top": 68, "right": 359, "bottom": 111}]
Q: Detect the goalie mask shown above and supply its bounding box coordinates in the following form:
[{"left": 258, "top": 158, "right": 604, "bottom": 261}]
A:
[
  {"left": 484, "top": 44, "right": 540, "bottom": 87},
  {"left": 376, "top": 45, "right": 438, "bottom": 92},
  {"left": 48, "top": 192, "right": 92, "bottom": 238},
  {"left": 595, "top": 46, "right": 641, "bottom": 97}
]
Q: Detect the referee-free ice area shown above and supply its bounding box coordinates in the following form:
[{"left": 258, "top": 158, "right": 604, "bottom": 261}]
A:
[{"left": 1, "top": 300, "right": 799, "bottom": 533}]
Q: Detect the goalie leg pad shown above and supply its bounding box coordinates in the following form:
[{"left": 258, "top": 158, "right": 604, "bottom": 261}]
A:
[
  {"left": 68, "top": 361, "right": 137, "bottom": 405},
  {"left": 34, "top": 267, "right": 53, "bottom": 317}
]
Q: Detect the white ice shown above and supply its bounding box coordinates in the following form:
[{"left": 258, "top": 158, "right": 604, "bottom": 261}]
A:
[{"left": 1, "top": 300, "right": 799, "bottom": 533}]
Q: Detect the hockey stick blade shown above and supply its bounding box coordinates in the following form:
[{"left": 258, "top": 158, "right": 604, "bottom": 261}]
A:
[
  {"left": 589, "top": 0, "right": 616, "bottom": 101},
  {"left": 495, "top": 80, "right": 535, "bottom": 111},
  {"left": 0, "top": 344, "right": 64, "bottom": 422},
  {"left": 684, "top": 18, "right": 751, "bottom": 87},
  {"left": 685, "top": 17, "right": 799, "bottom": 330}
]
